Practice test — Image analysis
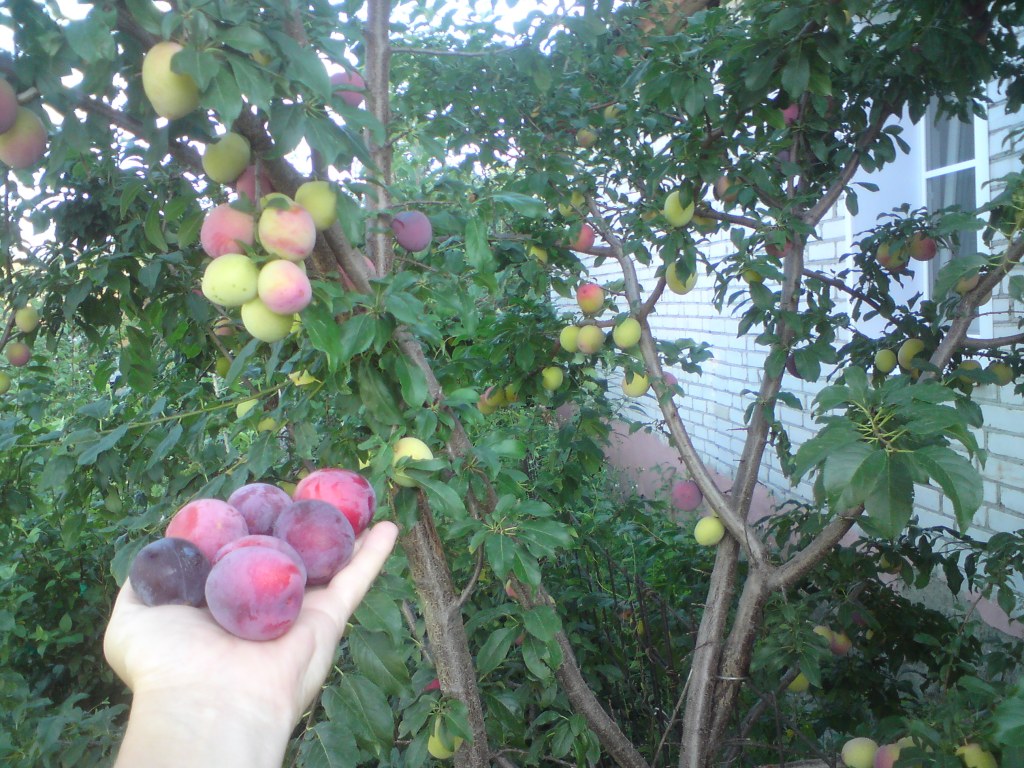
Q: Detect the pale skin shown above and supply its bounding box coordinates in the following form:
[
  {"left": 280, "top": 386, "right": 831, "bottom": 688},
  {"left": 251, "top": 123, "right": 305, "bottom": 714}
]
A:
[{"left": 104, "top": 521, "right": 400, "bottom": 768}]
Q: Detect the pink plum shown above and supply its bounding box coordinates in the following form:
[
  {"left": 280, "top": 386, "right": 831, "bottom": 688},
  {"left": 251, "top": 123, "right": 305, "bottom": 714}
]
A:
[
  {"left": 226, "top": 482, "right": 294, "bottom": 535},
  {"left": 234, "top": 164, "right": 275, "bottom": 203},
  {"left": 258, "top": 198, "right": 317, "bottom": 261},
  {"left": 571, "top": 222, "right": 596, "bottom": 251},
  {"left": 205, "top": 547, "right": 305, "bottom": 641},
  {"left": 201, "top": 204, "right": 256, "bottom": 259},
  {"left": 332, "top": 70, "right": 366, "bottom": 107},
  {"left": 5, "top": 341, "right": 31, "bottom": 367},
  {"left": 671, "top": 480, "right": 703, "bottom": 511},
  {"left": 292, "top": 468, "right": 377, "bottom": 536},
  {"left": 213, "top": 534, "right": 307, "bottom": 583},
  {"left": 165, "top": 498, "right": 249, "bottom": 562},
  {"left": 391, "top": 210, "right": 433, "bottom": 251},
  {"left": 257, "top": 259, "right": 313, "bottom": 314},
  {"left": 274, "top": 499, "right": 356, "bottom": 586}
]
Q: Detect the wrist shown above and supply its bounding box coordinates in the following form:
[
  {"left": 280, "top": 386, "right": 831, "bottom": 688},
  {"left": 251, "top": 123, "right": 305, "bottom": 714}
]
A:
[{"left": 115, "top": 687, "right": 294, "bottom": 768}]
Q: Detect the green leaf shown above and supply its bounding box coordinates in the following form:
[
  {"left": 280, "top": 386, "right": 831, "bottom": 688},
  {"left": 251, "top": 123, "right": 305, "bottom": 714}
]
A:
[
  {"left": 476, "top": 626, "right": 518, "bottom": 677},
  {"left": 993, "top": 684, "right": 1024, "bottom": 747},
  {"left": 518, "top": 519, "right": 574, "bottom": 559},
  {"left": 912, "top": 445, "right": 983, "bottom": 532},
  {"left": 821, "top": 441, "right": 876, "bottom": 510},
  {"left": 348, "top": 627, "right": 410, "bottom": 696},
  {"left": 523, "top": 605, "right": 560, "bottom": 642},
  {"left": 417, "top": 475, "right": 468, "bottom": 518},
  {"left": 143, "top": 206, "right": 167, "bottom": 251},
  {"left": 145, "top": 423, "right": 182, "bottom": 470},
  {"left": 301, "top": 720, "right": 359, "bottom": 768},
  {"left": 78, "top": 424, "right": 130, "bottom": 466},
  {"left": 781, "top": 54, "right": 810, "bottom": 99},
  {"left": 325, "top": 675, "right": 394, "bottom": 748},
  {"left": 338, "top": 313, "right": 377, "bottom": 363},
  {"left": 791, "top": 420, "right": 861, "bottom": 481},
  {"left": 352, "top": 589, "right": 406, "bottom": 644},
  {"left": 862, "top": 452, "right": 915, "bottom": 538},
  {"left": 489, "top": 192, "right": 546, "bottom": 218},
  {"left": 394, "top": 355, "right": 429, "bottom": 408},
  {"left": 485, "top": 533, "right": 517, "bottom": 579},
  {"left": 228, "top": 56, "right": 275, "bottom": 111},
  {"left": 465, "top": 216, "right": 495, "bottom": 278},
  {"left": 204, "top": 67, "right": 244, "bottom": 125},
  {"left": 356, "top": 362, "right": 405, "bottom": 428}
]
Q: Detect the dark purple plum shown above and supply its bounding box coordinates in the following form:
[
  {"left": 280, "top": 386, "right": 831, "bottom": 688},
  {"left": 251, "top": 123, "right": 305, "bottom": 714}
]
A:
[{"left": 129, "top": 537, "right": 212, "bottom": 607}]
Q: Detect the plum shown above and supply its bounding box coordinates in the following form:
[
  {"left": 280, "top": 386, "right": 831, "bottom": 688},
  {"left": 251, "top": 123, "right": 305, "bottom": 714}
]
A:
[
  {"left": 129, "top": 537, "right": 211, "bottom": 607},
  {"left": 205, "top": 547, "right": 305, "bottom": 641},
  {"left": 213, "top": 534, "right": 307, "bottom": 583},
  {"left": 165, "top": 498, "right": 249, "bottom": 562},
  {"left": 292, "top": 468, "right": 376, "bottom": 536},
  {"left": 226, "top": 482, "right": 293, "bottom": 535},
  {"left": 274, "top": 499, "right": 355, "bottom": 586}
]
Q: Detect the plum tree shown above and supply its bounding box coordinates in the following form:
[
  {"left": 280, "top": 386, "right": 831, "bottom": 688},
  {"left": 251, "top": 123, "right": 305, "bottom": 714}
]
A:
[
  {"left": 0, "top": 107, "right": 47, "bottom": 169},
  {"left": 140, "top": 41, "right": 199, "bottom": 120}
]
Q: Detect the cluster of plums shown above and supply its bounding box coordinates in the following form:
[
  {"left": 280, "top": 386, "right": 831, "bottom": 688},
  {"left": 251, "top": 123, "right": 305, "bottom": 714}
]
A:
[{"left": 129, "top": 467, "right": 375, "bottom": 641}]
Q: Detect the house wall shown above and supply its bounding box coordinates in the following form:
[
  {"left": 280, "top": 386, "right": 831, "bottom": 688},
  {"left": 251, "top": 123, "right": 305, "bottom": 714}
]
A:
[{"left": 585, "top": 81, "right": 1023, "bottom": 543}]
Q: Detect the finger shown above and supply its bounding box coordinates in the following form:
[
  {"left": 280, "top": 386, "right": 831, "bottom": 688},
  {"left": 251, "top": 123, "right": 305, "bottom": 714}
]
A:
[{"left": 301, "top": 521, "right": 399, "bottom": 634}]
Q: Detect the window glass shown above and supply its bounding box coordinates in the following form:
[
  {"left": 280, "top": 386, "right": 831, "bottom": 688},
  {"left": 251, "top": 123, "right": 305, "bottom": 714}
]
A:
[{"left": 926, "top": 103, "right": 973, "bottom": 170}]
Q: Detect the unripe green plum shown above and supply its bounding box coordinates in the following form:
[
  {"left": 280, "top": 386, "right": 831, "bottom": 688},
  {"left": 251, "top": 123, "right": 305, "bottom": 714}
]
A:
[
  {"left": 558, "top": 191, "right": 585, "bottom": 217},
  {"left": 694, "top": 516, "right": 725, "bottom": 545},
  {"left": 202, "top": 132, "right": 251, "bottom": 184},
  {"left": 666, "top": 263, "right": 697, "bottom": 295},
  {"left": 559, "top": 325, "right": 580, "bottom": 353},
  {"left": 528, "top": 244, "right": 548, "bottom": 263},
  {"left": 786, "top": 671, "right": 809, "bottom": 693},
  {"left": 623, "top": 371, "right": 650, "bottom": 397},
  {"left": 295, "top": 180, "right": 338, "bottom": 230},
  {"left": 392, "top": 436, "right": 433, "bottom": 487},
  {"left": 141, "top": 41, "right": 199, "bottom": 120},
  {"left": 576, "top": 127, "right": 598, "bottom": 148},
  {"left": 613, "top": 318, "right": 642, "bottom": 349},
  {"left": 214, "top": 356, "right": 231, "bottom": 378},
  {"left": 955, "top": 743, "right": 998, "bottom": 768},
  {"left": 0, "top": 108, "right": 47, "bottom": 169},
  {"left": 14, "top": 306, "right": 39, "bottom": 333},
  {"left": 988, "top": 362, "right": 1014, "bottom": 386},
  {"left": 541, "top": 366, "right": 564, "bottom": 391},
  {"left": 840, "top": 737, "right": 878, "bottom": 768},
  {"left": 0, "top": 371, "right": 11, "bottom": 394},
  {"left": 576, "top": 325, "right": 605, "bottom": 354},
  {"left": 874, "top": 349, "right": 897, "bottom": 373},
  {"left": 202, "top": 253, "right": 259, "bottom": 307},
  {"left": 259, "top": 198, "right": 317, "bottom": 261},
  {"left": 257, "top": 259, "right": 313, "bottom": 314},
  {"left": 240, "top": 297, "right": 294, "bottom": 343},
  {"left": 663, "top": 190, "right": 694, "bottom": 227},
  {"left": 897, "top": 338, "right": 926, "bottom": 372}
]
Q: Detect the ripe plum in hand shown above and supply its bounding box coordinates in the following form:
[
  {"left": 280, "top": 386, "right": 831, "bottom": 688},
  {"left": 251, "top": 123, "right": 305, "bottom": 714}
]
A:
[
  {"left": 226, "top": 483, "right": 293, "bottom": 535},
  {"left": 129, "top": 537, "right": 212, "bottom": 607},
  {"left": 214, "top": 534, "right": 308, "bottom": 583},
  {"left": 205, "top": 546, "right": 306, "bottom": 641},
  {"left": 165, "top": 498, "right": 249, "bottom": 562},
  {"left": 274, "top": 499, "right": 355, "bottom": 586},
  {"left": 292, "top": 468, "right": 376, "bottom": 535}
]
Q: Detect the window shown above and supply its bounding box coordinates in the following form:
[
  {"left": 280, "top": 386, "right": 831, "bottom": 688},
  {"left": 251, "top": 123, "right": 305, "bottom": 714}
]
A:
[{"left": 922, "top": 102, "right": 992, "bottom": 337}]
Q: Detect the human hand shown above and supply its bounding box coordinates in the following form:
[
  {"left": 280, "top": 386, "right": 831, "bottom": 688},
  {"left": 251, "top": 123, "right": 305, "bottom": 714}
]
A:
[{"left": 104, "top": 520, "right": 399, "bottom": 768}]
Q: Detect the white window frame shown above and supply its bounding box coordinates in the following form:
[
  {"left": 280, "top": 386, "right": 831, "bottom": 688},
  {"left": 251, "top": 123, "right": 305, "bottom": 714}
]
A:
[{"left": 920, "top": 107, "right": 993, "bottom": 339}]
